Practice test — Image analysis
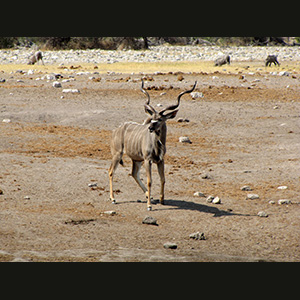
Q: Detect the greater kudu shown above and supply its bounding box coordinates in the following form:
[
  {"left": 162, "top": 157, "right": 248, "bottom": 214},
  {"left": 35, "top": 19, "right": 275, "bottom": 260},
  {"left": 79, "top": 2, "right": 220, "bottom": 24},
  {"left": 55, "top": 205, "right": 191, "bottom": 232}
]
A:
[{"left": 109, "top": 80, "right": 197, "bottom": 210}]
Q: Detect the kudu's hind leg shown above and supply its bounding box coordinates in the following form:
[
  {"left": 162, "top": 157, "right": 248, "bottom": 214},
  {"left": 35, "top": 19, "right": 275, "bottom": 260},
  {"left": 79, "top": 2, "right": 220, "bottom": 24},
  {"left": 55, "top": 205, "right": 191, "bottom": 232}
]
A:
[
  {"left": 131, "top": 160, "right": 147, "bottom": 194},
  {"left": 108, "top": 153, "right": 123, "bottom": 204},
  {"left": 144, "top": 159, "right": 152, "bottom": 211}
]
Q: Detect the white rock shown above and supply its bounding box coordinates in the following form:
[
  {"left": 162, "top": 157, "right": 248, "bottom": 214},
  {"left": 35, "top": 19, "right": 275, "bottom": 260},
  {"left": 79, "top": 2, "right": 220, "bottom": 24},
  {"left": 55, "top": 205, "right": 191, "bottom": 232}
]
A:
[
  {"left": 191, "top": 92, "right": 204, "bottom": 99},
  {"left": 206, "top": 195, "right": 215, "bottom": 203},
  {"left": 52, "top": 81, "right": 62, "bottom": 88},
  {"left": 193, "top": 192, "right": 206, "bottom": 197},
  {"left": 104, "top": 210, "right": 117, "bottom": 216},
  {"left": 46, "top": 75, "right": 55, "bottom": 80},
  {"left": 246, "top": 194, "right": 259, "bottom": 200},
  {"left": 279, "top": 71, "right": 290, "bottom": 76},
  {"left": 88, "top": 183, "right": 98, "bottom": 188},
  {"left": 257, "top": 211, "right": 268, "bottom": 217},
  {"left": 269, "top": 200, "right": 275, "bottom": 204},
  {"left": 189, "top": 232, "right": 206, "bottom": 240},
  {"left": 2, "top": 119, "right": 11, "bottom": 123},
  {"left": 277, "top": 186, "right": 288, "bottom": 190},
  {"left": 278, "top": 199, "right": 291, "bottom": 205},
  {"left": 241, "top": 185, "right": 252, "bottom": 191},
  {"left": 62, "top": 89, "right": 80, "bottom": 93},
  {"left": 179, "top": 136, "right": 192, "bottom": 144},
  {"left": 212, "top": 196, "right": 221, "bottom": 204}
]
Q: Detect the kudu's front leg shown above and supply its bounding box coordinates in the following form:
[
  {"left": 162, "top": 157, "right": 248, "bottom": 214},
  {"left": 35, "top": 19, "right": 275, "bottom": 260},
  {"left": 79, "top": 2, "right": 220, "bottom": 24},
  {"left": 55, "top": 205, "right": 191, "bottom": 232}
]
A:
[
  {"left": 157, "top": 160, "right": 165, "bottom": 205},
  {"left": 144, "top": 159, "right": 152, "bottom": 211}
]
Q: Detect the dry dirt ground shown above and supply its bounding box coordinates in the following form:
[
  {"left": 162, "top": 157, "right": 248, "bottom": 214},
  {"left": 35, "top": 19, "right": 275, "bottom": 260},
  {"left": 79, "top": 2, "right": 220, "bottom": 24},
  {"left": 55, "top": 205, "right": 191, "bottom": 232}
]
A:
[{"left": 0, "top": 61, "right": 299, "bottom": 262}]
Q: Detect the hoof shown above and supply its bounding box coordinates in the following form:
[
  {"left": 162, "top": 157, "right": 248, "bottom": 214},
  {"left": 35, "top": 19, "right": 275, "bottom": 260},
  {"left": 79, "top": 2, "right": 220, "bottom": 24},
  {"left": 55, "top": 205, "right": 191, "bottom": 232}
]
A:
[
  {"left": 160, "top": 200, "right": 165, "bottom": 205},
  {"left": 147, "top": 206, "right": 152, "bottom": 211},
  {"left": 111, "top": 200, "right": 116, "bottom": 204}
]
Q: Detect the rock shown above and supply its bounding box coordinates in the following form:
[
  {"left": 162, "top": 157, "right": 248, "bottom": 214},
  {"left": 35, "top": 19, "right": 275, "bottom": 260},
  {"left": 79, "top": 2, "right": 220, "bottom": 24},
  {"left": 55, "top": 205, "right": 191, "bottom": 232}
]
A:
[
  {"left": 241, "top": 185, "right": 252, "bottom": 191},
  {"left": 177, "top": 75, "right": 184, "bottom": 81},
  {"left": 0, "top": 189, "right": 3, "bottom": 195},
  {"left": 24, "top": 196, "right": 30, "bottom": 200},
  {"left": 278, "top": 199, "right": 291, "bottom": 205},
  {"left": 206, "top": 195, "right": 215, "bottom": 203},
  {"left": 246, "top": 194, "right": 259, "bottom": 200},
  {"left": 212, "top": 196, "right": 221, "bottom": 204},
  {"left": 278, "top": 71, "right": 290, "bottom": 76},
  {"left": 179, "top": 136, "right": 192, "bottom": 144},
  {"left": 0, "top": 78, "right": 6, "bottom": 83},
  {"left": 189, "top": 232, "right": 206, "bottom": 240},
  {"left": 52, "top": 81, "right": 62, "bottom": 88},
  {"left": 269, "top": 200, "right": 275, "bottom": 204},
  {"left": 191, "top": 92, "right": 204, "bottom": 99},
  {"left": 193, "top": 192, "right": 206, "bottom": 197},
  {"left": 277, "top": 186, "right": 288, "bottom": 190},
  {"left": 2, "top": 119, "right": 11, "bottom": 123},
  {"left": 177, "top": 118, "right": 190, "bottom": 123},
  {"left": 104, "top": 210, "right": 117, "bottom": 216},
  {"left": 163, "top": 242, "right": 177, "bottom": 249},
  {"left": 257, "top": 211, "right": 268, "bottom": 217},
  {"left": 88, "top": 183, "right": 98, "bottom": 188},
  {"left": 142, "top": 216, "right": 158, "bottom": 226},
  {"left": 46, "top": 75, "right": 55, "bottom": 80},
  {"left": 62, "top": 89, "right": 80, "bottom": 93}
]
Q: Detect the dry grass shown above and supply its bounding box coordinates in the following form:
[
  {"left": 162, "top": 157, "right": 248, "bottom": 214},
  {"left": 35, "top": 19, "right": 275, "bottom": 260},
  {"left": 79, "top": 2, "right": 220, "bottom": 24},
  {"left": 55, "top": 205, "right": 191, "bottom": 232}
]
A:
[{"left": 2, "top": 60, "right": 300, "bottom": 75}]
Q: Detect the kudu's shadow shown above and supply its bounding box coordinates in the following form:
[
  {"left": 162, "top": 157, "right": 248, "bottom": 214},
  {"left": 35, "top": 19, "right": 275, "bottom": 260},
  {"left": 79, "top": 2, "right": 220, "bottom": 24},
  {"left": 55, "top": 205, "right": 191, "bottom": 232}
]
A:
[
  {"left": 119, "top": 198, "right": 250, "bottom": 217},
  {"left": 157, "top": 199, "right": 250, "bottom": 217}
]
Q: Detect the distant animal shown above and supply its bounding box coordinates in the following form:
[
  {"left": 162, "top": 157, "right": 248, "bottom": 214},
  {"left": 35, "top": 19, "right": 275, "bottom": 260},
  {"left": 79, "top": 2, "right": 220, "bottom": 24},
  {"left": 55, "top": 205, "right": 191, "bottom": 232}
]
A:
[
  {"left": 28, "top": 51, "right": 44, "bottom": 65},
  {"left": 109, "top": 80, "right": 197, "bottom": 211},
  {"left": 265, "top": 55, "right": 280, "bottom": 67},
  {"left": 214, "top": 54, "right": 231, "bottom": 66}
]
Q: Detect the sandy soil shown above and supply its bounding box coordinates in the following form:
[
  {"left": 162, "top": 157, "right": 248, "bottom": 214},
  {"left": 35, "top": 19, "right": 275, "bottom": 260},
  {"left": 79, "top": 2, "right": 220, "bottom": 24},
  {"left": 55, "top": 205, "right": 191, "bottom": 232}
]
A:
[{"left": 0, "top": 61, "right": 299, "bottom": 262}]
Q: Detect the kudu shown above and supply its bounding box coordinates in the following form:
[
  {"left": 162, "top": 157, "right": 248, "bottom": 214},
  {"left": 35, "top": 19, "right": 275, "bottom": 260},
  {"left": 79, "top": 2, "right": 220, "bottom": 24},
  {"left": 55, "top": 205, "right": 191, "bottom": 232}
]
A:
[{"left": 109, "top": 80, "right": 197, "bottom": 210}]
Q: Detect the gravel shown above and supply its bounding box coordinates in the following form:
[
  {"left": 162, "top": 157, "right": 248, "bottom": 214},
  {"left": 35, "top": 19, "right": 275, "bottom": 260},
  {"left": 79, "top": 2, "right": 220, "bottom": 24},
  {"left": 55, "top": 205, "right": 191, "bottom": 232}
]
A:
[{"left": 1, "top": 45, "right": 300, "bottom": 65}]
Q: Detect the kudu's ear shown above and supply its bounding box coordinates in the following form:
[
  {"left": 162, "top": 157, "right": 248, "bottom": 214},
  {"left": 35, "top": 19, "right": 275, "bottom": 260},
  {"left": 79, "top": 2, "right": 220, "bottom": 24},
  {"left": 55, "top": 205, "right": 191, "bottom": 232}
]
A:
[{"left": 163, "top": 109, "right": 179, "bottom": 120}]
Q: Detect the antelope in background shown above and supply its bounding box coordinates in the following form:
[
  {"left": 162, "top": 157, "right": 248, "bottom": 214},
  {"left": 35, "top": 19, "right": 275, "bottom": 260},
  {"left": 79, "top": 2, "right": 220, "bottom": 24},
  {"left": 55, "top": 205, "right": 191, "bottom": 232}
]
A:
[{"left": 109, "top": 80, "right": 197, "bottom": 211}]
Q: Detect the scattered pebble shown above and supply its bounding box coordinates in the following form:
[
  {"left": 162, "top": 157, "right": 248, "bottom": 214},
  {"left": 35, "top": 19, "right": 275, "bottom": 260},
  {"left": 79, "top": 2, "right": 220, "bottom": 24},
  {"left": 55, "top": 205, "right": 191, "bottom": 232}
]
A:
[
  {"left": 246, "top": 194, "right": 259, "bottom": 200},
  {"left": 163, "top": 242, "right": 177, "bottom": 249},
  {"left": 104, "top": 211, "right": 117, "bottom": 216},
  {"left": 269, "top": 200, "right": 275, "bottom": 204},
  {"left": 279, "top": 71, "right": 290, "bottom": 76},
  {"left": 277, "top": 186, "right": 288, "bottom": 190},
  {"left": 142, "top": 216, "right": 158, "bottom": 226},
  {"left": 179, "top": 136, "right": 192, "bottom": 144},
  {"left": 62, "top": 89, "right": 80, "bottom": 93},
  {"left": 206, "top": 195, "right": 215, "bottom": 203},
  {"left": 212, "top": 196, "right": 221, "bottom": 204},
  {"left": 2, "top": 119, "right": 11, "bottom": 123},
  {"left": 189, "top": 232, "right": 206, "bottom": 240},
  {"left": 193, "top": 191, "right": 206, "bottom": 197},
  {"left": 241, "top": 185, "right": 252, "bottom": 191},
  {"left": 88, "top": 183, "right": 98, "bottom": 188},
  {"left": 190, "top": 92, "right": 204, "bottom": 99},
  {"left": 177, "top": 118, "right": 190, "bottom": 123},
  {"left": 52, "top": 81, "right": 62, "bottom": 88},
  {"left": 257, "top": 211, "right": 268, "bottom": 218},
  {"left": 278, "top": 199, "right": 291, "bottom": 205}
]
